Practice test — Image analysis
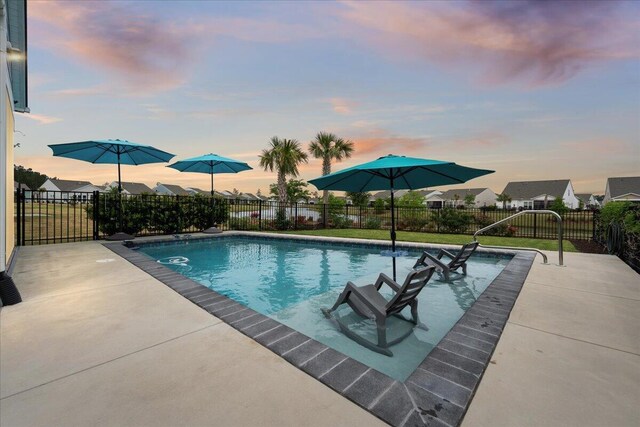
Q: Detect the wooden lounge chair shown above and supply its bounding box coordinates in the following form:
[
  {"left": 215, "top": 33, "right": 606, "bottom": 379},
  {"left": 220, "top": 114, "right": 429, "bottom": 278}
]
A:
[
  {"left": 413, "top": 241, "right": 479, "bottom": 282},
  {"left": 321, "top": 266, "right": 436, "bottom": 357}
]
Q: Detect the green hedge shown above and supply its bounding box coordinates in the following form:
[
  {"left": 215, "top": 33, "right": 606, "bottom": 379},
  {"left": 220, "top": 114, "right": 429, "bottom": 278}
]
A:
[{"left": 87, "top": 193, "right": 229, "bottom": 236}]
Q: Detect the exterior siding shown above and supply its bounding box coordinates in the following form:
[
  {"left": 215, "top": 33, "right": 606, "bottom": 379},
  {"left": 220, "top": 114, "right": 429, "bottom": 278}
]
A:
[{"left": 5, "top": 91, "right": 14, "bottom": 264}]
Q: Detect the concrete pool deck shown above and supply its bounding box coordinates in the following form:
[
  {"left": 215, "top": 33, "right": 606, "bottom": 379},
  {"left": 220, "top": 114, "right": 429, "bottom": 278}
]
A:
[{"left": 1, "top": 239, "right": 638, "bottom": 426}]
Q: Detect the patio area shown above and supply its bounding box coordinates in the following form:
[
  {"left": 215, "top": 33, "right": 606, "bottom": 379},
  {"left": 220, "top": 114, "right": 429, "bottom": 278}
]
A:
[{"left": 1, "top": 239, "right": 638, "bottom": 426}]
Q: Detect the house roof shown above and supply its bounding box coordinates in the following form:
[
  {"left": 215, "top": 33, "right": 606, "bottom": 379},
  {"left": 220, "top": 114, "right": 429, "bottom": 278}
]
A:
[
  {"left": 575, "top": 193, "right": 594, "bottom": 203},
  {"left": 157, "top": 183, "right": 190, "bottom": 196},
  {"left": 14, "top": 182, "right": 30, "bottom": 191},
  {"left": 607, "top": 176, "right": 640, "bottom": 198},
  {"left": 241, "top": 193, "right": 260, "bottom": 200},
  {"left": 186, "top": 187, "right": 208, "bottom": 195},
  {"left": 439, "top": 188, "right": 491, "bottom": 200},
  {"left": 116, "top": 182, "right": 154, "bottom": 195},
  {"left": 370, "top": 190, "right": 409, "bottom": 200},
  {"left": 415, "top": 189, "right": 440, "bottom": 197},
  {"left": 502, "top": 180, "right": 570, "bottom": 200},
  {"left": 213, "top": 190, "right": 232, "bottom": 198},
  {"left": 49, "top": 179, "right": 92, "bottom": 192}
]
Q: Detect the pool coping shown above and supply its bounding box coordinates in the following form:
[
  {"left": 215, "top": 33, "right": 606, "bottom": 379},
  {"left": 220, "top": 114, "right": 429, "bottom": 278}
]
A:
[{"left": 104, "top": 232, "right": 535, "bottom": 427}]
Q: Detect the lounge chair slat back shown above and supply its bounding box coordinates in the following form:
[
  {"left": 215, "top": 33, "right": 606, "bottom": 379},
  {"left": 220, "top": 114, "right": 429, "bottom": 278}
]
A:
[
  {"left": 386, "top": 267, "right": 435, "bottom": 315},
  {"left": 449, "top": 242, "right": 479, "bottom": 269}
]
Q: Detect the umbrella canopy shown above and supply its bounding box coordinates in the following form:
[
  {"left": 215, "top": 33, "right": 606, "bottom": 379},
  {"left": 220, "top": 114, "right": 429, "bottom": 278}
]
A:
[
  {"left": 48, "top": 139, "right": 175, "bottom": 241},
  {"left": 309, "top": 154, "right": 494, "bottom": 279},
  {"left": 167, "top": 153, "right": 253, "bottom": 195},
  {"left": 48, "top": 139, "right": 175, "bottom": 191}
]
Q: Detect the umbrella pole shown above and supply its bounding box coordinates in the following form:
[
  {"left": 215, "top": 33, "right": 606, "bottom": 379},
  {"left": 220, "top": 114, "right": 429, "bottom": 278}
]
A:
[
  {"left": 117, "top": 154, "right": 123, "bottom": 231},
  {"left": 204, "top": 166, "right": 221, "bottom": 234},
  {"left": 105, "top": 153, "right": 134, "bottom": 241},
  {"left": 390, "top": 177, "right": 397, "bottom": 281}
]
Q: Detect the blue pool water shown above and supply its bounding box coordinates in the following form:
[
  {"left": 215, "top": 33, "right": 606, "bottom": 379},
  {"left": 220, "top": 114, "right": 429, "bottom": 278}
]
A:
[{"left": 139, "top": 236, "right": 511, "bottom": 381}]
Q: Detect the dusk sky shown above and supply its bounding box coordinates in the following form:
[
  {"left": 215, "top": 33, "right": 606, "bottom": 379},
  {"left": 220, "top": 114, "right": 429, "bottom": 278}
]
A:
[{"left": 14, "top": 0, "right": 640, "bottom": 195}]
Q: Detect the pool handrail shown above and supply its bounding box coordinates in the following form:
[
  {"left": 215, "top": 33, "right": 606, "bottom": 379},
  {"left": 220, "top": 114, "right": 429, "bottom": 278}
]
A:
[{"left": 473, "top": 209, "right": 564, "bottom": 266}]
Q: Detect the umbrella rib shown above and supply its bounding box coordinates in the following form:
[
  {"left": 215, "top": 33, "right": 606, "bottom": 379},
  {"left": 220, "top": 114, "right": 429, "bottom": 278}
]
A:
[
  {"left": 417, "top": 165, "right": 466, "bottom": 183},
  {"left": 360, "top": 173, "right": 378, "bottom": 192},
  {"left": 314, "top": 170, "right": 361, "bottom": 189},
  {"left": 90, "top": 148, "right": 112, "bottom": 164},
  {"left": 127, "top": 146, "right": 173, "bottom": 163},
  {"left": 50, "top": 145, "right": 96, "bottom": 156}
]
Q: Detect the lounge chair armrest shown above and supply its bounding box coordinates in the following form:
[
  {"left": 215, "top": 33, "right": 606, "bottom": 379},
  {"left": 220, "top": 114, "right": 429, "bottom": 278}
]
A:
[
  {"left": 417, "top": 251, "right": 448, "bottom": 271},
  {"left": 374, "top": 273, "right": 401, "bottom": 292},
  {"left": 437, "top": 248, "right": 456, "bottom": 260}
]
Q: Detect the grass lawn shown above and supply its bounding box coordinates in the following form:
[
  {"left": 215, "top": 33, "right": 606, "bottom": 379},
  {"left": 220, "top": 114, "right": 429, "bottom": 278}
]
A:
[
  {"left": 277, "top": 228, "right": 577, "bottom": 252},
  {"left": 15, "top": 202, "right": 95, "bottom": 244}
]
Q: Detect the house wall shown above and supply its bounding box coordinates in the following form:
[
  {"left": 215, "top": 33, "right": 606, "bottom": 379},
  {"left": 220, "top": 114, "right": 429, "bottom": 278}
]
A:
[
  {"left": 3, "top": 90, "right": 14, "bottom": 265},
  {"left": 603, "top": 181, "right": 612, "bottom": 205},
  {"left": 562, "top": 182, "right": 580, "bottom": 209},
  {"left": 475, "top": 189, "right": 498, "bottom": 208},
  {"left": 154, "top": 184, "right": 173, "bottom": 196},
  {"left": 39, "top": 179, "right": 69, "bottom": 201},
  {"left": 1, "top": 5, "right": 15, "bottom": 267}
]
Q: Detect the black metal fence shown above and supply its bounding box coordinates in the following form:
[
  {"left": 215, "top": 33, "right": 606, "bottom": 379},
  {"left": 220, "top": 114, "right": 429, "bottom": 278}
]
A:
[{"left": 15, "top": 190, "right": 597, "bottom": 245}]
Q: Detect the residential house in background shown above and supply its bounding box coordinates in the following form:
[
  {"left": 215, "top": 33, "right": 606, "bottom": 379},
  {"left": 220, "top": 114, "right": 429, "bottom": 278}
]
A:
[
  {"left": 501, "top": 179, "right": 579, "bottom": 210},
  {"left": 439, "top": 188, "right": 497, "bottom": 208},
  {"left": 39, "top": 178, "right": 92, "bottom": 201},
  {"left": 369, "top": 190, "right": 409, "bottom": 206},
  {"left": 154, "top": 183, "right": 190, "bottom": 196},
  {"left": 185, "top": 187, "right": 208, "bottom": 196},
  {"left": 603, "top": 176, "right": 640, "bottom": 205},
  {"left": 368, "top": 189, "right": 445, "bottom": 208},
  {"left": 417, "top": 189, "right": 444, "bottom": 208},
  {"left": 13, "top": 181, "right": 31, "bottom": 198},
  {"left": 107, "top": 181, "right": 154, "bottom": 195},
  {"left": 575, "top": 193, "right": 600, "bottom": 209},
  {"left": 216, "top": 190, "right": 234, "bottom": 199}
]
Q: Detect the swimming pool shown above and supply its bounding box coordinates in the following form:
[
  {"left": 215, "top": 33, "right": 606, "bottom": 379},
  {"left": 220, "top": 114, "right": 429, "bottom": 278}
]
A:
[{"left": 138, "top": 235, "right": 511, "bottom": 381}]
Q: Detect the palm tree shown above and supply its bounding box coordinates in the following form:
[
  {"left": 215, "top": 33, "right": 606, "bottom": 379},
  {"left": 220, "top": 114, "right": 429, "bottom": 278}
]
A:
[
  {"left": 308, "top": 132, "right": 354, "bottom": 205},
  {"left": 497, "top": 192, "right": 511, "bottom": 210},
  {"left": 259, "top": 136, "right": 308, "bottom": 206}
]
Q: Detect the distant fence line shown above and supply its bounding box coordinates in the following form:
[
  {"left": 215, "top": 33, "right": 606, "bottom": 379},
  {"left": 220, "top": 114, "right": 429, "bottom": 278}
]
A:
[{"left": 15, "top": 190, "right": 598, "bottom": 246}]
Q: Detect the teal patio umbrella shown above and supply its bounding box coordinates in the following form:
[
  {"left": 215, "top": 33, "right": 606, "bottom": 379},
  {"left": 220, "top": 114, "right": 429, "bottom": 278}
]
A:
[
  {"left": 48, "top": 139, "right": 176, "bottom": 240},
  {"left": 309, "top": 154, "right": 494, "bottom": 280},
  {"left": 167, "top": 153, "right": 252, "bottom": 195},
  {"left": 48, "top": 139, "right": 175, "bottom": 193}
]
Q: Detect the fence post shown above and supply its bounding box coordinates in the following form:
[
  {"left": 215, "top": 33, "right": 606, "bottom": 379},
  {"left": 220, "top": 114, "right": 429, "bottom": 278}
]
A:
[
  {"left": 258, "top": 200, "right": 262, "bottom": 230},
  {"left": 345, "top": 204, "right": 349, "bottom": 228},
  {"left": 294, "top": 203, "right": 298, "bottom": 229},
  {"left": 92, "top": 191, "right": 99, "bottom": 240},
  {"left": 533, "top": 212, "right": 537, "bottom": 239},
  {"left": 15, "top": 190, "right": 21, "bottom": 246}
]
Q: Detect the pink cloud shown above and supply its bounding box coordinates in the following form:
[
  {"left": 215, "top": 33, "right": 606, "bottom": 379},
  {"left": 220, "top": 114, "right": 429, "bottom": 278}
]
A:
[
  {"left": 30, "top": 1, "right": 197, "bottom": 94},
  {"left": 349, "top": 129, "right": 430, "bottom": 157},
  {"left": 22, "top": 114, "right": 63, "bottom": 125},
  {"left": 329, "top": 97, "right": 357, "bottom": 115},
  {"left": 338, "top": 0, "right": 640, "bottom": 87}
]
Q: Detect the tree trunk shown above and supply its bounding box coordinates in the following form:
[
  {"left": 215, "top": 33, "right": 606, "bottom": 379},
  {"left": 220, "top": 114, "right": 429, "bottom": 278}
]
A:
[
  {"left": 322, "top": 157, "right": 331, "bottom": 205},
  {"left": 277, "top": 171, "right": 287, "bottom": 205}
]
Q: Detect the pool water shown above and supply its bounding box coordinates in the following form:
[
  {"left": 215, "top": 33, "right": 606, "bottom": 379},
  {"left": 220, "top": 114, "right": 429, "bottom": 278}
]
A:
[{"left": 139, "top": 237, "right": 511, "bottom": 381}]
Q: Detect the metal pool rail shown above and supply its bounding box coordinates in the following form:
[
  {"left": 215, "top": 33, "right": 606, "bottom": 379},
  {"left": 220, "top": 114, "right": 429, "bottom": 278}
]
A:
[{"left": 473, "top": 210, "right": 564, "bottom": 266}]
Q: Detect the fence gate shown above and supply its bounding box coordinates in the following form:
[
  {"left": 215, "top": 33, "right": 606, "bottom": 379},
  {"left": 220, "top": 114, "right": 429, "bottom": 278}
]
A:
[{"left": 15, "top": 189, "right": 100, "bottom": 246}]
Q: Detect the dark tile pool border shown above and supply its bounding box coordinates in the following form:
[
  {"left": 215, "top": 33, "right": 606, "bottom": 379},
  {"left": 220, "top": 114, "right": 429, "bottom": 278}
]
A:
[{"left": 104, "top": 232, "right": 535, "bottom": 427}]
